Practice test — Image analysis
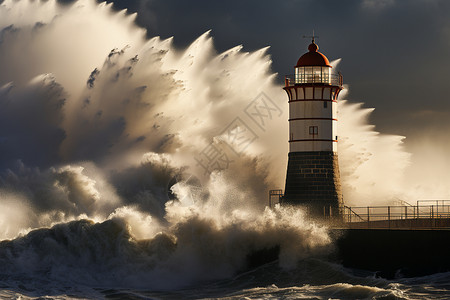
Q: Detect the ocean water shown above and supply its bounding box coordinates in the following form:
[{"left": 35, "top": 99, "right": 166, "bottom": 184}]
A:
[
  {"left": 2, "top": 218, "right": 450, "bottom": 300},
  {"left": 0, "top": 220, "right": 450, "bottom": 299},
  {"left": 1, "top": 0, "right": 448, "bottom": 299}
]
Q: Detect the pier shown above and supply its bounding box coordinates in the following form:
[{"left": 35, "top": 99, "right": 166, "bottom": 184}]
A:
[
  {"left": 268, "top": 190, "right": 450, "bottom": 277},
  {"left": 269, "top": 190, "right": 450, "bottom": 230}
]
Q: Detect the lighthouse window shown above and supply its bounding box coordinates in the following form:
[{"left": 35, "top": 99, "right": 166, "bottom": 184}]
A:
[
  {"left": 313, "top": 67, "right": 322, "bottom": 82},
  {"left": 309, "top": 126, "right": 318, "bottom": 135},
  {"left": 305, "top": 67, "right": 313, "bottom": 83},
  {"left": 295, "top": 67, "right": 300, "bottom": 84},
  {"left": 296, "top": 66, "right": 332, "bottom": 84},
  {"left": 322, "top": 67, "right": 331, "bottom": 84}
]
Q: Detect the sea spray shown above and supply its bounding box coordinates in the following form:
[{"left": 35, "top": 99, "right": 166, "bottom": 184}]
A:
[
  {"left": 0, "top": 198, "right": 331, "bottom": 290},
  {"left": 338, "top": 100, "right": 411, "bottom": 206},
  {"left": 0, "top": 0, "right": 287, "bottom": 240}
]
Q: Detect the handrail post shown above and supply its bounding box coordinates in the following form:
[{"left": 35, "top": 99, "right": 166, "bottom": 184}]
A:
[
  {"left": 367, "top": 206, "right": 370, "bottom": 229},
  {"left": 347, "top": 206, "right": 350, "bottom": 222},
  {"left": 350, "top": 206, "right": 353, "bottom": 223},
  {"left": 432, "top": 205, "right": 435, "bottom": 228},
  {"left": 388, "top": 206, "right": 391, "bottom": 229}
]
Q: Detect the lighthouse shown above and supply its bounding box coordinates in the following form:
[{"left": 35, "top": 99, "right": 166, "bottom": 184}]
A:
[{"left": 282, "top": 38, "right": 343, "bottom": 217}]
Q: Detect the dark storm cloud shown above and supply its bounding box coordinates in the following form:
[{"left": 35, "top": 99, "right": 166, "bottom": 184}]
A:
[{"left": 88, "top": 0, "right": 450, "bottom": 140}]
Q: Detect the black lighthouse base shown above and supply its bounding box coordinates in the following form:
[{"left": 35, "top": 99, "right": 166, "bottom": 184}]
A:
[{"left": 283, "top": 151, "right": 343, "bottom": 217}]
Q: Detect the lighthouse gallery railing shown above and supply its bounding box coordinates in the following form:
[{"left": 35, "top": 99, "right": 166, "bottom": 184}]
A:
[{"left": 284, "top": 73, "right": 343, "bottom": 87}]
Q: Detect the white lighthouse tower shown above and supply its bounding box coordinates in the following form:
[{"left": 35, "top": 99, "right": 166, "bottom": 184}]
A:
[{"left": 282, "top": 38, "right": 343, "bottom": 217}]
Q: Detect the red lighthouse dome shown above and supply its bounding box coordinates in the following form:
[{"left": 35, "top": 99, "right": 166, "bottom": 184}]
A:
[{"left": 296, "top": 41, "right": 331, "bottom": 67}]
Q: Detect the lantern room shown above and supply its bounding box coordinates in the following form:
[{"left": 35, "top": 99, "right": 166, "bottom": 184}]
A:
[
  {"left": 290, "top": 41, "right": 338, "bottom": 85},
  {"left": 295, "top": 66, "right": 331, "bottom": 84},
  {"left": 286, "top": 39, "right": 342, "bottom": 86}
]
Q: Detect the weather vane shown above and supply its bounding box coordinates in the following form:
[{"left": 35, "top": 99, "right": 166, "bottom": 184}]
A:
[{"left": 303, "top": 30, "right": 318, "bottom": 43}]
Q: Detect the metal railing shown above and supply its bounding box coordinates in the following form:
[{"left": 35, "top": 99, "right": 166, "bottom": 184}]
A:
[
  {"left": 268, "top": 189, "right": 283, "bottom": 208},
  {"left": 285, "top": 73, "right": 343, "bottom": 87},
  {"left": 342, "top": 200, "right": 450, "bottom": 229},
  {"left": 264, "top": 188, "right": 450, "bottom": 229}
]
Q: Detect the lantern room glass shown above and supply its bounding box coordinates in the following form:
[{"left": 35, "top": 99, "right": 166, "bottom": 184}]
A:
[{"left": 295, "top": 66, "right": 331, "bottom": 84}]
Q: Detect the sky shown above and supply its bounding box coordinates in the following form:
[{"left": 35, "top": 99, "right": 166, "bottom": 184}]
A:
[{"left": 93, "top": 0, "right": 450, "bottom": 146}]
